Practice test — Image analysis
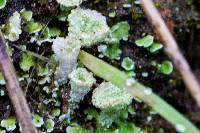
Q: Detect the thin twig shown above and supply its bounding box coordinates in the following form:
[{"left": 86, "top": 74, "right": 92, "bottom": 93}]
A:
[
  {"left": 140, "top": 0, "right": 200, "bottom": 108},
  {"left": 0, "top": 34, "right": 36, "bottom": 133}
]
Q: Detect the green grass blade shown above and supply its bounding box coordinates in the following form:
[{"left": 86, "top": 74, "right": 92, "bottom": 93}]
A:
[{"left": 78, "top": 50, "right": 199, "bottom": 133}]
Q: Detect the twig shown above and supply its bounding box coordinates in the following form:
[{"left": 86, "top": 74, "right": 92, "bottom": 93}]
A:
[
  {"left": 0, "top": 34, "right": 36, "bottom": 133},
  {"left": 140, "top": 0, "right": 200, "bottom": 108},
  {"left": 78, "top": 50, "right": 199, "bottom": 132}
]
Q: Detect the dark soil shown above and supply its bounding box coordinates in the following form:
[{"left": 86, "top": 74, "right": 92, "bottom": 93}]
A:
[{"left": 0, "top": 0, "right": 200, "bottom": 132}]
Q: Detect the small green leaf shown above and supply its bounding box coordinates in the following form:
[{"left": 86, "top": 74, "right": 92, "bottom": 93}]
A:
[
  {"left": 0, "top": 117, "right": 16, "bottom": 131},
  {"left": 150, "top": 42, "right": 163, "bottom": 53},
  {"left": 0, "top": 72, "right": 5, "bottom": 85},
  {"left": 50, "top": 27, "right": 61, "bottom": 37},
  {"left": 158, "top": 60, "right": 173, "bottom": 75},
  {"left": 0, "top": 0, "right": 6, "bottom": 9},
  {"left": 45, "top": 119, "right": 55, "bottom": 132},
  {"left": 21, "top": 10, "right": 33, "bottom": 21},
  {"left": 26, "top": 21, "right": 43, "bottom": 34},
  {"left": 121, "top": 57, "right": 135, "bottom": 71},
  {"left": 20, "top": 53, "right": 35, "bottom": 71},
  {"left": 110, "top": 21, "right": 130, "bottom": 41},
  {"left": 104, "top": 43, "right": 121, "bottom": 60},
  {"left": 135, "top": 35, "right": 154, "bottom": 48},
  {"left": 50, "top": 108, "right": 61, "bottom": 117}
]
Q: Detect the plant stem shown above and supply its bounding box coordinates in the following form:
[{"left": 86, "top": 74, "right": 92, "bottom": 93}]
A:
[
  {"left": 140, "top": 0, "right": 200, "bottom": 108},
  {"left": 0, "top": 34, "right": 36, "bottom": 133},
  {"left": 78, "top": 50, "right": 199, "bottom": 133}
]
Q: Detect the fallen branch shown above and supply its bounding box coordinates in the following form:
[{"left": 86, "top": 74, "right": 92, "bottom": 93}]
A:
[
  {"left": 78, "top": 50, "right": 199, "bottom": 132},
  {"left": 140, "top": 0, "right": 200, "bottom": 108},
  {"left": 0, "top": 34, "right": 36, "bottom": 133}
]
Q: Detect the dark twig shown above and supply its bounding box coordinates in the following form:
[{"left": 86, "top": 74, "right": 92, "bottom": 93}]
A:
[
  {"left": 0, "top": 34, "right": 36, "bottom": 133},
  {"left": 140, "top": 0, "right": 200, "bottom": 108}
]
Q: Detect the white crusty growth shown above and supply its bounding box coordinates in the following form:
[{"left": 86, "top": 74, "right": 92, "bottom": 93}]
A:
[
  {"left": 1, "top": 11, "right": 22, "bottom": 41},
  {"left": 56, "top": 0, "right": 84, "bottom": 7},
  {"left": 92, "top": 82, "right": 133, "bottom": 110},
  {"left": 52, "top": 37, "right": 81, "bottom": 84},
  {"left": 68, "top": 8, "right": 110, "bottom": 47}
]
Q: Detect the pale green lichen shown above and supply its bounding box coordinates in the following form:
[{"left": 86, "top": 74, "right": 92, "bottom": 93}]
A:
[
  {"left": 52, "top": 37, "right": 81, "bottom": 84},
  {"left": 67, "top": 67, "right": 96, "bottom": 118},
  {"left": 1, "top": 11, "right": 22, "bottom": 41},
  {"left": 68, "top": 8, "right": 110, "bottom": 47},
  {"left": 92, "top": 82, "right": 132, "bottom": 110},
  {"left": 0, "top": 0, "right": 6, "bottom": 9},
  {"left": 0, "top": 117, "right": 16, "bottom": 131},
  {"left": 56, "top": 0, "right": 84, "bottom": 7}
]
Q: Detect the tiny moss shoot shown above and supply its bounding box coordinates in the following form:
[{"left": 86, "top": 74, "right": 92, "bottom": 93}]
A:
[
  {"left": 21, "top": 9, "right": 33, "bottom": 21},
  {"left": 25, "top": 21, "right": 42, "bottom": 34}
]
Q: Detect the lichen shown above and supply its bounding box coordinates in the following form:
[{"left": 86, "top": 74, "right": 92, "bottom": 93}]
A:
[
  {"left": 52, "top": 37, "right": 81, "bottom": 84},
  {"left": 92, "top": 82, "right": 132, "bottom": 110},
  {"left": 68, "top": 8, "right": 110, "bottom": 47}
]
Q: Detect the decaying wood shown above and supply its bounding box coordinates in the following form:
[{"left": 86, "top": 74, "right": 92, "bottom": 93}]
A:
[
  {"left": 0, "top": 34, "right": 36, "bottom": 133},
  {"left": 140, "top": 0, "right": 200, "bottom": 108}
]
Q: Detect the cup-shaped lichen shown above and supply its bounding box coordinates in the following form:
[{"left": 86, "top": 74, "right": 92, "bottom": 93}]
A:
[
  {"left": 67, "top": 67, "right": 96, "bottom": 119},
  {"left": 67, "top": 8, "right": 110, "bottom": 47},
  {"left": 69, "top": 67, "right": 96, "bottom": 104},
  {"left": 92, "top": 82, "right": 133, "bottom": 110},
  {"left": 1, "top": 11, "right": 22, "bottom": 41},
  {"left": 52, "top": 37, "right": 81, "bottom": 84}
]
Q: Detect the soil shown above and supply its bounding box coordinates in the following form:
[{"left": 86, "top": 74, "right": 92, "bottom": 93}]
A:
[{"left": 0, "top": 0, "right": 200, "bottom": 132}]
